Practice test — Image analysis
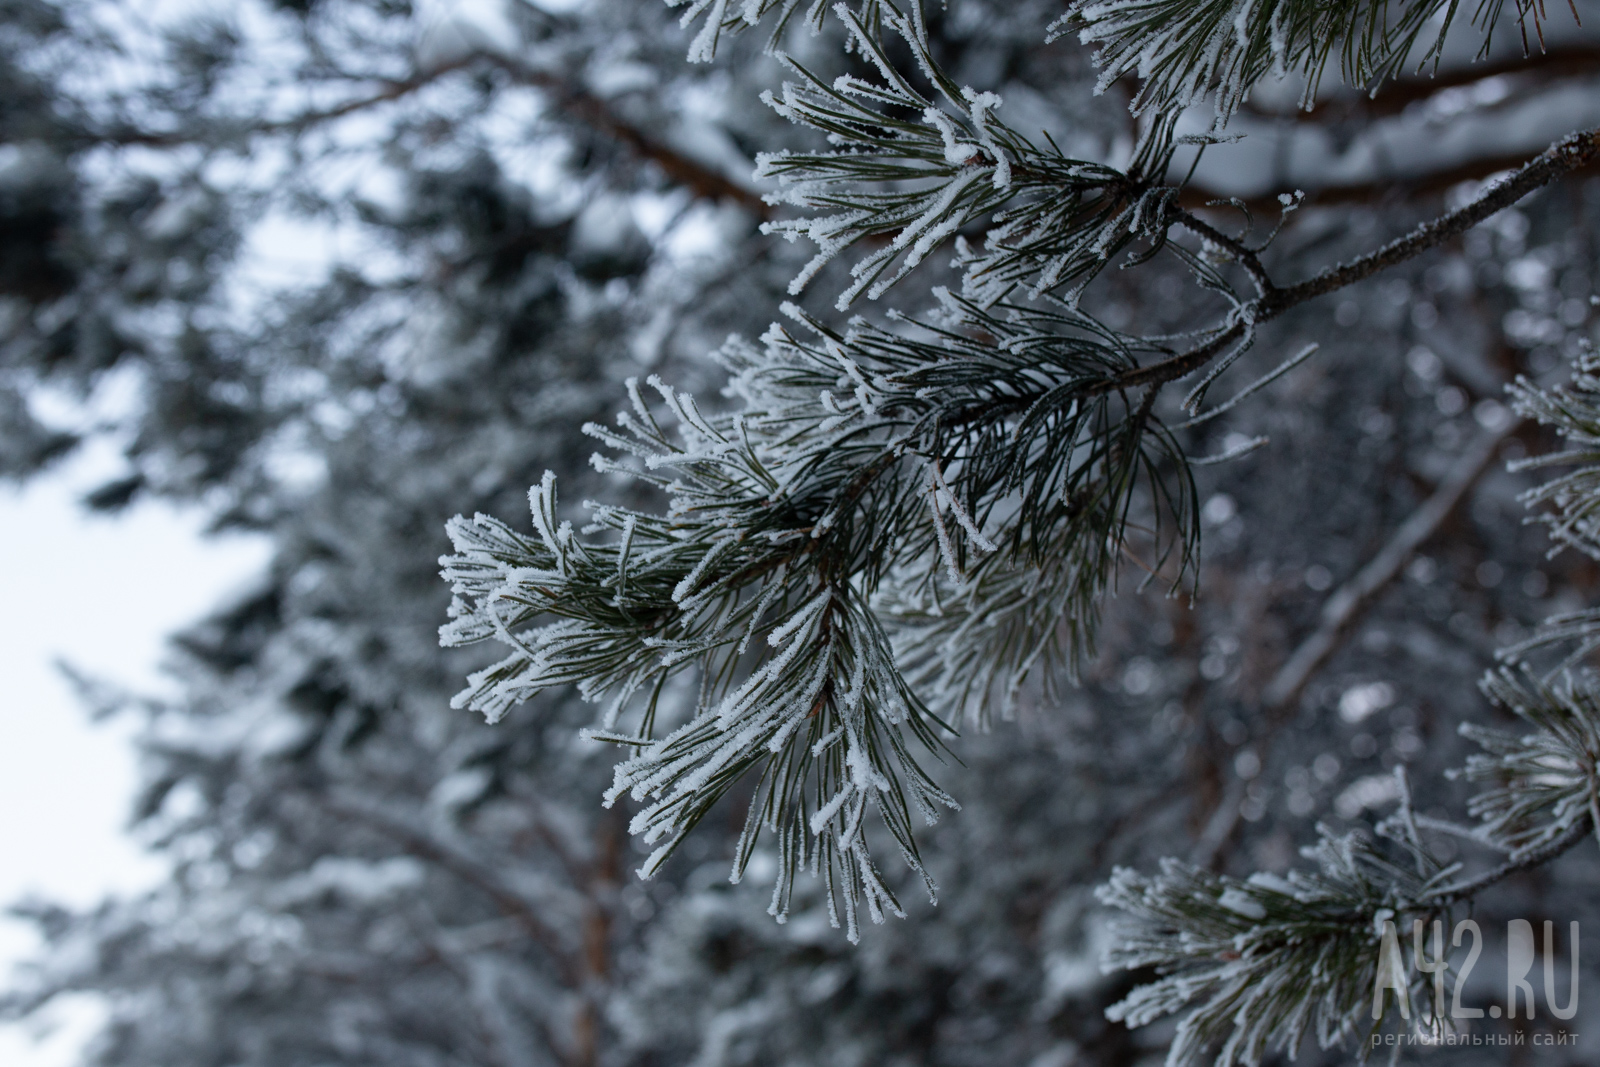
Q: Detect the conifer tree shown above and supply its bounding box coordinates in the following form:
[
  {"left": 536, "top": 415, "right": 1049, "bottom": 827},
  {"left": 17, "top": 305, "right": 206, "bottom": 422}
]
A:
[{"left": 3, "top": 1, "right": 794, "bottom": 1063}]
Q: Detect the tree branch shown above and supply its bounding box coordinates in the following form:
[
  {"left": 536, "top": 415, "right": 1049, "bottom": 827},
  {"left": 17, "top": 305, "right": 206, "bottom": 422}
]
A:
[
  {"left": 1111, "top": 126, "right": 1600, "bottom": 402},
  {"left": 1173, "top": 208, "right": 1275, "bottom": 295},
  {"left": 1246, "top": 44, "right": 1600, "bottom": 125},
  {"left": 482, "top": 55, "right": 766, "bottom": 212},
  {"left": 1260, "top": 421, "right": 1516, "bottom": 714},
  {"left": 1421, "top": 815, "right": 1593, "bottom": 908},
  {"left": 315, "top": 794, "right": 578, "bottom": 982},
  {"left": 96, "top": 53, "right": 767, "bottom": 214},
  {"left": 1270, "top": 127, "right": 1600, "bottom": 307}
]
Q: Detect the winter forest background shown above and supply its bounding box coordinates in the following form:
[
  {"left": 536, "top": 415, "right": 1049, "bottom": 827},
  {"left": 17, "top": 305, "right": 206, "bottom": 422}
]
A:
[{"left": 5, "top": 0, "right": 1600, "bottom": 1064}]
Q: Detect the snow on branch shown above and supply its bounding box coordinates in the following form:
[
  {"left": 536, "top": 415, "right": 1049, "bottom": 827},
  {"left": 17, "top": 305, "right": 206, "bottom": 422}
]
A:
[
  {"left": 1509, "top": 343, "right": 1600, "bottom": 560},
  {"left": 440, "top": 295, "right": 1196, "bottom": 930},
  {"left": 1460, "top": 668, "right": 1600, "bottom": 859},
  {"left": 668, "top": 0, "right": 840, "bottom": 61},
  {"left": 1099, "top": 829, "right": 1445, "bottom": 1067},
  {"left": 754, "top": 3, "right": 1185, "bottom": 308},
  {"left": 1102, "top": 670, "right": 1600, "bottom": 1065},
  {"left": 1055, "top": 0, "right": 1558, "bottom": 125},
  {"left": 1489, "top": 345, "right": 1600, "bottom": 668}
]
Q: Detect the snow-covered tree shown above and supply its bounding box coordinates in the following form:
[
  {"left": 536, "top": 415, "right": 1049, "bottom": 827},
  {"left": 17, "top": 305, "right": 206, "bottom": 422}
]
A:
[{"left": 3, "top": 1, "right": 792, "bottom": 1063}]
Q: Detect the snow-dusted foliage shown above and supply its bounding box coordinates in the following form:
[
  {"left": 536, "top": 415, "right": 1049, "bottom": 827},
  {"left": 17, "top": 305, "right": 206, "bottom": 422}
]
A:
[
  {"left": 448, "top": 0, "right": 1600, "bottom": 963},
  {"left": 1056, "top": 0, "right": 1548, "bottom": 122},
  {"left": 1099, "top": 829, "right": 1442, "bottom": 1067},
  {"left": 1494, "top": 349, "right": 1600, "bottom": 668},
  {"left": 1464, "top": 669, "right": 1600, "bottom": 855},
  {"left": 1510, "top": 345, "right": 1600, "bottom": 562},
  {"left": 753, "top": 5, "right": 1178, "bottom": 307},
  {"left": 440, "top": 289, "right": 1196, "bottom": 933}
]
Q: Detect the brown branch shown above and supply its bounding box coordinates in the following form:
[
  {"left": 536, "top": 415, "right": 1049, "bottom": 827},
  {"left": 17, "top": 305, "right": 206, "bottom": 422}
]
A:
[
  {"left": 1245, "top": 44, "right": 1600, "bottom": 125},
  {"left": 96, "top": 53, "right": 767, "bottom": 214},
  {"left": 316, "top": 795, "right": 578, "bottom": 984},
  {"left": 92, "top": 60, "right": 478, "bottom": 147},
  {"left": 571, "top": 810, "right": 622, "bottom": 1067},
  {"left": 476, "top": 55, "right": 766, "bottom": 213}
]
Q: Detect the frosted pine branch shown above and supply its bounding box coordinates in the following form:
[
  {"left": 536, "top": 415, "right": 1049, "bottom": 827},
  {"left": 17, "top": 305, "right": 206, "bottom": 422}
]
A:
[
  {"left": 1103, "top": 669, "right": 1600, "bottom": 1065},
  {"left": 441, "top": 296, "right": 1196, "bottom": 929},
  {"left": 1457, "top": 668, "right": 1600, "bottom": 860},
  {"left": 1055, "top": 0, "right": 1557, "bottom": 124},
  {"left": 756, "top": 5, "right": 1182, "bottom": 307},
  {"left": 1099, "top": 830, "right": 1444, "bottom": 1067}
]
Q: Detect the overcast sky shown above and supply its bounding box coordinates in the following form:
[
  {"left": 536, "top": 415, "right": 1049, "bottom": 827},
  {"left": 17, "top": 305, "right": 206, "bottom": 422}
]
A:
[{"left": 0, "top": 439, "right": 271, "bottom": 1066}]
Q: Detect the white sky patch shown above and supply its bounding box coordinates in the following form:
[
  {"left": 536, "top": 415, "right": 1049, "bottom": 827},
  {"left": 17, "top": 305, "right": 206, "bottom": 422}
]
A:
[
  {"left": 662, "top": 201, "right": 741, "bottom": 261},
  {"left": 0, "top": 438, "right": 271, "bottom": 1066},
  {"left": 240, "top": 211, "right": 345, "bottom": 289},
  {"left": 633, "top": 189, "right": 694, "bottom": 240},
  {"left": 415, "top": 0, "right": 521, "bottom": 69}
]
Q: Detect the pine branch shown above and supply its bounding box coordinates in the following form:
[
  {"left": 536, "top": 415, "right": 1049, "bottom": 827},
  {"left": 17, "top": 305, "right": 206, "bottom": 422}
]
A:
[
  {"left": 1111, "top": 655, "right": 1600, "bottom": 1063},
  {"left": 1056, "top": 0, "right": 1555, "bottom": 124},
  {"left": 443, "top": 0, "right": 1600, "bottom": 934},
  {"left": 753, "top": 4, "right": 1179, "bottom": 308},
  {"left": 1421, "top": 815, "right": 1592, "bottom": 907},
  {"left": 439, "top": 294, "right": 1201, "bottom": 932},
  {"left": 1101, "top": 126, "right": 1600, "bottom": 404},
  {"left": 1101, "top": 829, "right": 1442, "bottom": 1067},
  {"left": 669, "top": 0, "right": 872, "bottom": 61},
  {"left": 1456, "top": 668, "right": 1600, "bottom": 857},
  {"left": 1492, "top": 346, "right": 1600, "bottom": 669}
]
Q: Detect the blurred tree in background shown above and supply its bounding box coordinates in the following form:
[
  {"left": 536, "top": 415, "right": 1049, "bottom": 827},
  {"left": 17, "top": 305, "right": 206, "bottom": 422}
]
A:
[{"left": 3, "top": 1, "right": 1600, "bottom": 1064}]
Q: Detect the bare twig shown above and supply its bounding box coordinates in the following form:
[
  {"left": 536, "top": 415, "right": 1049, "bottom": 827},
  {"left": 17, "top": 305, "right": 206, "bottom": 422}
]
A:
[
  {"left": 1111, "top": 127, "right": 1600, "bottom": 402},
  {"left": 1260, "top": 422, "right": 1517, "bottom": 714},
  {"left": 1194, "top": 422, "right": 1515, "bottom": 869},
  {"left": 1422, "top": 816, "right": 1592, "bottom": 908},
  {"left": 1173, "top": 209, "right": 1275, "bottom": 296},
  {"left": 316, "top": 794, "right": 577, "bottom": 981},
  {"left": 1189, "top": 776, "right": 1248, "bottom": 869}
]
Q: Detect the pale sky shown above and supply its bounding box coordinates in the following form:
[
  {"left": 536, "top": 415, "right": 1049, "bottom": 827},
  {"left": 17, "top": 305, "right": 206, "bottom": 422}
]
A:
[{"left": 0, "top": 438, "right": 271, "bottom": 1066}]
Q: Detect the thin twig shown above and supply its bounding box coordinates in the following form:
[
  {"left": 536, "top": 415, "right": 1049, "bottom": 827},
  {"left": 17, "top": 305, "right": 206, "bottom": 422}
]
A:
[
  {"left": 1103, "top": 127, "right": 1600, "bottom": 402},
  {"left": 1173, "top": 209, "right": 1275, "bottom": 296},
  {"left": 1189, "top": 776, "right": 1248, "bottom": 869},
  {"left": 1195, "top": 422, "right": 1514, "bottom": 869},
  {"left": 317, "top": 794, "right": 577, "bottom": 981},
  {"left": 1421, "top": 816, "right": 1592, "bottom": 907},
  {"left": 1261, "top": 422, "right": 1517, "bottom": 713}
]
